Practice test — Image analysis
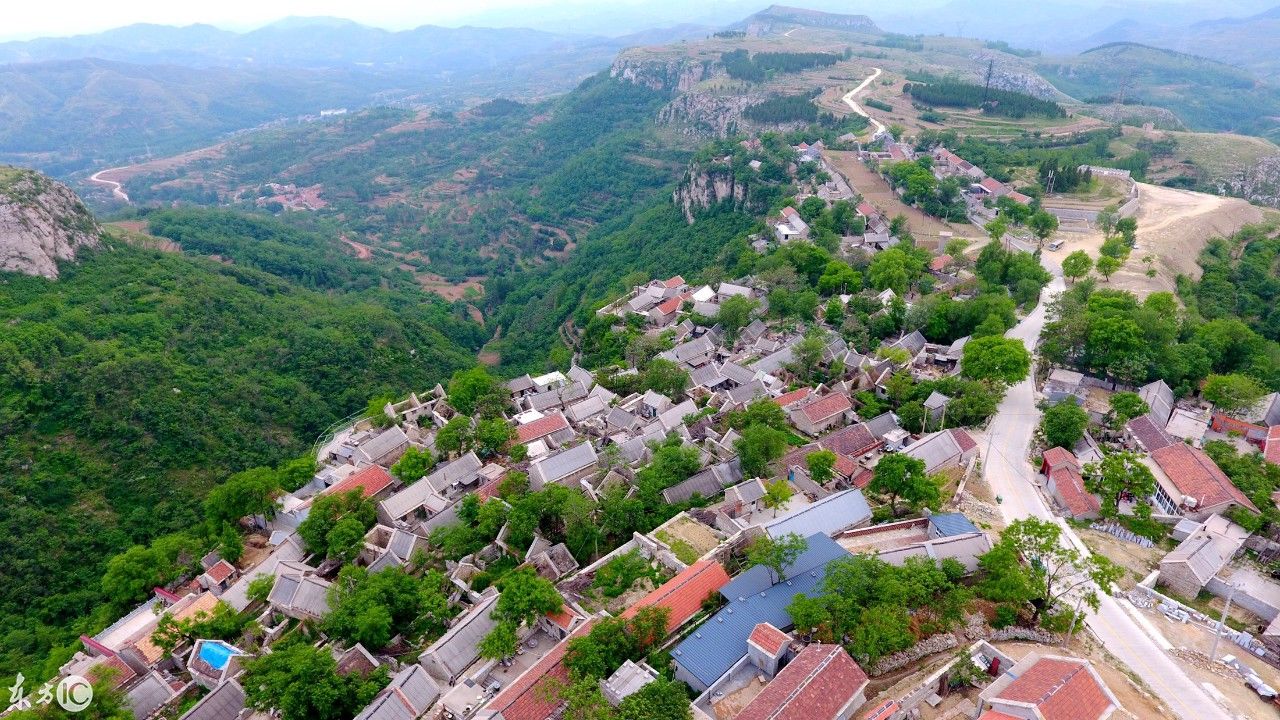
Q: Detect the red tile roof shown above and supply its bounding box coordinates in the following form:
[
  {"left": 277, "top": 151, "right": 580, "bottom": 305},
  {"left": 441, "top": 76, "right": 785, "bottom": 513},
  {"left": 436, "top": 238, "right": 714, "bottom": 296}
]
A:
[
  {"left": 735, "top": 644, "right": 869, "bottom": 720},
  {"left": 482, "top": 621, "right": 595, "bottom": 720},
  {"left": 517, "top": 413, "right": 569, "bottom": 444},
  {"left": 950, "top": 428, "right": 977, "bottom": 453},
  {"left": 1042, "top": 447, "right": 1078, "bottom": 472},
  {"left": 545, "top": 606, "right": 580, "bottom": 631},
  {"left": 1151, "top": 443, "right": 1258, "bottom": 512},
  {"left": 800, "top": 393, "right": 852, "bottom": 423},
  {"left": 857, "top": 202, "right": 878, "bottom": 218},
  {"left": 929, "top": 254, "right": 952, "bottom": 272},
  {"left": 621, "top": 559, "right": 730, "bottom": 634},
  {"left": 1051, "top": 467, "right": 1100, "bottom": 518},
  {"left": 747, "top": 623, "right": 791, "bottom": 656},
  {"left": 204, "top": 560, "right": 236, "bottom": 584},
  {"left": 822, "top": 423, "right": 879, "bottom": 458},
  {"left": 1265, "top": 425, "right": 1280, "bottom": 467},
  {"left": 995, "top": 657, "right": 1113, "bottom": 720},
  {"left": 977, "top": 713, "right": 1022, "bottom": 720},
  {"left": 834, "top": 453, "right": 858, "bottom": 478},
  {"left": 1007, "top": 191, "right": 1033, "bottom": 205},
  {"left": 782, "top": 206, "right": 801, "bottom": 219},
  {"left": 1126, "top": 415, "right": 1176, "bottom": 452},
  {"left": 325, "top": 465, "right": 393, "bottom": 499},
  {"left": 663, "top": 275, "right": 686, "bottom": 289},
  {"left": 89, "top": 655, "right": 137, "bottom": 690},
  {"left": 850, "top": 467, "right": 873, "bottom": 489},
  {"left": 654, "top": 295, "right": 684, "bottom": 316},
  {"left": 980, "top": 177, "right": 1005, "bottom": 194},
  {"left": 773, "top": 387, "right": 813, "bottom": 409}
]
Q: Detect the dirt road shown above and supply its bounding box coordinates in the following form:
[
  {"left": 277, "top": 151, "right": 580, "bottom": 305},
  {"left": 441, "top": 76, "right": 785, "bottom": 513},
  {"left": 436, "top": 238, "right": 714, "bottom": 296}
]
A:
[{"left": 841, "top": 67, "right": 886, "bottom": 138}]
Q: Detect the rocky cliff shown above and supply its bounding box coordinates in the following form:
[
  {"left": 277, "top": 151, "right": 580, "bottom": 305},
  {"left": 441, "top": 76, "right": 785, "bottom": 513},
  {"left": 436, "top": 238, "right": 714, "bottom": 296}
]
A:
[
  {"left": 1217, "top": 155, "right": 1280, "bottom": 209},
  {"left": 609, "top": 54, "right": 712, "bottom": 93},
  {"left": 0, "top": 167, "right": 101, "bottom": 278},
  {"left": 674, "top": 160, "right": 752, "bottom": 223},
  {"left": 743, "top": 5, "right": 880, "bottom": 34}
]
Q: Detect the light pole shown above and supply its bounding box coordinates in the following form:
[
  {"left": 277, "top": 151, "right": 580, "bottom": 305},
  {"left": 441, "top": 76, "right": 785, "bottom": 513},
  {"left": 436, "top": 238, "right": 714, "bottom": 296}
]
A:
[{"left": 1209, "top": 583, "right": 1238, "bottom": 662}]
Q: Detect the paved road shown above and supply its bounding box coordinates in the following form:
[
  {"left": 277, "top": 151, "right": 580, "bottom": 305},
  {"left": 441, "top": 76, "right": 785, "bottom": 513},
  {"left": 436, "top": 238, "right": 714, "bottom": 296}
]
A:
[
  {"left": 89, "top": 167, "right": 130, "bottom": 202},
  {"left": 981, "top": 270, "right": 1233, "bottom": 720},
  {"left": 841, "top": 67, "right": 886, "bottom": 138}
]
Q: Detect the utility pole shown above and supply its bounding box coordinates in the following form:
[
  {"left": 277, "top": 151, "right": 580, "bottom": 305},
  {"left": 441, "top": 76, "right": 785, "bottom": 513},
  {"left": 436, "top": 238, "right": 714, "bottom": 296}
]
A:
[
  {"left": 1209, "top": 583, "right": 1238, "bottom": 662},
  {"left": 982, "top": 59, "right": 995, "bottom": 103}
]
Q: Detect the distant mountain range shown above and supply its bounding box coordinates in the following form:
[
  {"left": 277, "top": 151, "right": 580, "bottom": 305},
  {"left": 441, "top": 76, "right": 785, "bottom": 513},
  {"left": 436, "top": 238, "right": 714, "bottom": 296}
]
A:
[
  {"left": 0, "top": 17, "right": 710, "bottom": 174},
  {"left": 1078, "top": 6, "right": 1280, "bottom": 81}
]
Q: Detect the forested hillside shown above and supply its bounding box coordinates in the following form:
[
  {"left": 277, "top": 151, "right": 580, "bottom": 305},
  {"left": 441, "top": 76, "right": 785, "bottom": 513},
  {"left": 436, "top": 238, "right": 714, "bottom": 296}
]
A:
[{"left": 0, "top": 236, "right": 483, "bottom": 679}]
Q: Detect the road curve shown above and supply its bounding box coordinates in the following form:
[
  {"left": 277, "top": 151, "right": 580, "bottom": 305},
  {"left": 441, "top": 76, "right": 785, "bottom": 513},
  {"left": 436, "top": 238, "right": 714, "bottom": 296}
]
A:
[
  {"left": 88, "top": 168, "right": 130, "bottom": 203},
  {"left": 981, "top": 269, "right": 1232, "bottom": 720},
  {"left": 841, "top": 67, "right": 886, "bottom": 138}
]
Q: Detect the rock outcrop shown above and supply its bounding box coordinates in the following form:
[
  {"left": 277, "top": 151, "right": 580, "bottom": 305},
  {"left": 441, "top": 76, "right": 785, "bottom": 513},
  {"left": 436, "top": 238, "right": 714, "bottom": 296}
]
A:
[
  {"left": 0, "top": 167, "right": 101, "bottom": 278},
  {"left": 743, "top": 5, "right": 880, "bottom": 35},
  {"left": 609, "top": 55, "right": 711, "bottom": 93},
  {"left": 1217, "top": 154, "right": 1280, "bottom": 209},
  {"left": 673, "top": 159, "right": 752, "bottom": 223}
]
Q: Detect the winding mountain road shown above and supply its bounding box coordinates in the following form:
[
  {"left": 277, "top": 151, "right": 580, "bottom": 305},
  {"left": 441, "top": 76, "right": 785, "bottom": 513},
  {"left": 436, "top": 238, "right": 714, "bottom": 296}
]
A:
[
  {"left": 980, "top": 261, "right": 1232, "bottom": 720},
  {"left": 841, "top": 67, "right": 886, "bottom": 138},
  {"left": 88, "top": 168, "right": 130, "bottom": 202}
]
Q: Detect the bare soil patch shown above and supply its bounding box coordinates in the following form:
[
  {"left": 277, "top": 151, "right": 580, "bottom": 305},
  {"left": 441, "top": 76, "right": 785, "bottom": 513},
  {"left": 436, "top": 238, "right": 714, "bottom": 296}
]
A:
[
  {"left": 826, "top": 150, "right": 981, "bottom": 247},
  {"left": 415, "top": 272, "right": 485, "bottom": 302}
]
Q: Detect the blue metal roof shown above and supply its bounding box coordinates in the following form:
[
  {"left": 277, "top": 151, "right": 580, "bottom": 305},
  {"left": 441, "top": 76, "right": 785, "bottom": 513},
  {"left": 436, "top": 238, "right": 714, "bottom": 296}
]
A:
[
  {"left": 677, "top": 534, "right": 847, "bottom": 689},
  {"left": 929, "top": 512, "right": 980, "bottom": 537},
  {"left": 762, "top": 489, "right": 872, "bottom": 540},
  {"left": 720, "top": 533, "right": 849, "bottom": 600}
]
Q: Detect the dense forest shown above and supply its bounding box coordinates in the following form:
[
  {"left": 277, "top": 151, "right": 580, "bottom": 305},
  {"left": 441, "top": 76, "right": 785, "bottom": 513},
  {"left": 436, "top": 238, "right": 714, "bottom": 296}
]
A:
[
  {"left": 720, "top": 49, "right": 840, "bottom": 82},
  {"left": 903, "top": 79, "right": 1066, "bottom": 119},
  {"left": 0, "top": 237, "right": 483, "bottom": 680},
  {"left": 1192, "top": 223, "right": 1280, "bottom": 343},
  {"left": 743, "top": 93, "right": 822, "bottom": 123}
]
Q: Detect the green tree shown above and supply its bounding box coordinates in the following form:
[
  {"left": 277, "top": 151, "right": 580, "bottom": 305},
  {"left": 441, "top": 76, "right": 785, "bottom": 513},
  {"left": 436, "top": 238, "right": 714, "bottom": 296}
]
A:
[
  {"left": 1107, "top": 391, "right": 1148, "bottom": 428},
  {"left": 1084, "top": 452, "right": 1156, "bottom": 518},
  {"left": 1040, "top": 401, "right": 1089, "bottom": 450},
  {"left": 1202, "top": 373, "right": 1267, "bottom": 415},
  {"left": 204, "top": 466, "right": 281, "bottom": 527},
  {"left": 868, "top": 250, "right": 910, "bottom": 294},
  {"left": 494, "top": 568, "right": 563, "bottom": 626},
  {"left": 868, "top": 453, "right": 935, "bottom": 517},
  {"left": 978, "top": 518, "right": 1122, "bottom": 622},
  {"left": 736, "top": 424, "right": 789, "bottom": 478},
  {"left": 479, "top": 621, "right": 520, "bottom": 660},
  {"left": 1115, "top": 216, "right": 1138, "bottom": 246},
  {"left": 447, "top": 366, "right": 507, "bottom": 417},
  {"left": 1094, "top": 253, "right": 1121, "bottom": 281},
  {"left": 806, "top": 449, "right": 837, "bottom": 486},
  {"left": 1061, "top": 251, "right": 1092, "bottom": 284},
  {"left": 789, "top": 331, "right": 828, "bottom": 382},
  {"left": 241, "top": 637, "right": 388, "bottom": 720},
  {"left": 247, "top": 575, "right": 275, "bottom": 605},
  {"left": 984, "top": 217, "right": 1008, "bottom": 250},
  {"left": 365, "top": 396, "right": 395, "bottom": 429},
  {"left": 717, "top": 295, "right": 760, "bottom": 343},
  {"left": 390, "top": 446, "right": 435, "bottom": 483},
  {"left": 848, "top": 604, "right": 914, "bottom": 666},
  {"left": 326, "top": 566, "right": 452, "bottom": 649},
  {"left": 747, "top": 533, "right": 809, "bottom": 584},
  {"left": 762, "top": 479, "right": 794, "bottom": 517},
  {"left": 436, "top": 416, "right": 474, "bottom": 457},
  {"left": 961, "top": 335, "right": 1031, "bottom": 384},
  {"left": 1096, "top": 205, "right": 1118, "bottom": 238},
  {"left": 326, "top": 516, "right": 367, "bottom": 564},
  {"left": 475, "top": 418, "right": 516, "bottom": 458},
  {"left": 617, "top": 678, "right": 693, "bottom": 720},
  {"left": 643, "top": 359, "right": 689, "bottom": 399},
  {"left": 218, "top": 524, "right": 244, "bottom": 565},
  {"left": 297, "top": 490, "right": 376, "bottom": 557},
  {"left": 1028, "top": 210, "right": 1059, "bottom": 247},
  {"left": 100, "top": 546, "right": 167, "bottom": 609}
]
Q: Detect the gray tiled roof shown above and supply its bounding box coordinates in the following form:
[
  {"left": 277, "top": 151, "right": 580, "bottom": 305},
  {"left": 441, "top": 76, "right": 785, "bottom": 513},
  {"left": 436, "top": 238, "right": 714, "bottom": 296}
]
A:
[
  {"left": 530, "top": 443, "right": 598, "bottom": 486},
  {"left": 762, "top": 489, "right": 871, "bottom": 540},
  {"left": 127, "top": 671, "right": 176, "bottom": 719},
  {"left": 419, "top": 593, "right": 498, "bottom": 683},
  {"left": 720, "top": 362, "right": 757, "bottom": 386},
  {"left": 220, "top": 533, "right": 305, "bottom": 612},
  {"left": 929, "top": 512, "right": 981, "bottom": 537},
  {"left": 662, "top": 470, "right": 723, "bottom": 504},
  {"left": 863, "top": 412, "right": 901, "bottom": 440},
  {"left": 358, "top": 425, "right": 409, "bottom": 465},
  {"left": 354, "top": 665, "right": 439, "bottom": 720},
  {"left": 902, "top": 431, "right": 963, "bottom": 473},
  {"left": 179, "top": 680, "right": 245, "bottom": 720},
  {"left": 422, "top": 452, "right": 483, "bottom": 494}
]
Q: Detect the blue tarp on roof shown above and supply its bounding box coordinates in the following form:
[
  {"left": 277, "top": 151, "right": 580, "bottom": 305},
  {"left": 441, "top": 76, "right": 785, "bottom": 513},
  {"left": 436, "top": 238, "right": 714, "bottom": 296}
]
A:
[
  {"left": 929, "top": 512, "right": 980, "bottom": 537},
  {"left": 677, "top": 534, "right": 847, "bottom": 689}
]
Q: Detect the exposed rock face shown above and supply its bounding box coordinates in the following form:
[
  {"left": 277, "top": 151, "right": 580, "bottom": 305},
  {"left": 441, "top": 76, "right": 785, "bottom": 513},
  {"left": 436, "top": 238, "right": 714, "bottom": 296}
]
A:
[
  {"left": 609, "top": 55, "right": 711, "bottom": 93},
  {"left": 1217, "top": 155, "right": 1280, "bottom": 209},
  {"left": 1079, "top": 103, "right": 1184, "bottom": 130},
  {"left": 673, "top": 160, "right": 750, "bottom": 223},
  {"left": 658, "top": 93, "right": 765, "bottom": 137},
  {"left": 0, "top": 167, "right": 100, "bottom": 278},
  {"left": 967, "top": 53, "right": 1068, "bottom": 101}
]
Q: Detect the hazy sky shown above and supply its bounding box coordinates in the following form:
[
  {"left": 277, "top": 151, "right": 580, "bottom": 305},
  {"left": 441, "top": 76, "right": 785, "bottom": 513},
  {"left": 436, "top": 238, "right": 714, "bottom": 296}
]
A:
[{"left": 2, "top": 0, "right": 588, "bottom": 40}]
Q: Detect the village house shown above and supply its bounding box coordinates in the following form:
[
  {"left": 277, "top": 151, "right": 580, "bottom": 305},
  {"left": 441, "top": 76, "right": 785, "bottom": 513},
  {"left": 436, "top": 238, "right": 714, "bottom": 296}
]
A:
[
  {"left": 419, "top": 592, "right": 499, "bottom": 685},
  {"left": 732, "top": 641, "right": 869, "bottom": 720},
  {"left": 672, "top": 534, "right": 849, "bottom": 693},
  {"left": 789, "top": 391, "right": 853, "bottom": 436},
  {"left": 1158, "top": 514, "right": 1250, "bottom": 597},
  {"left": 352, "top": 425, "right": 410, "bottom": 467},
  {"left": 761, "top": 488, "right": 873, "bottom": 539},
  {"left": 514, "top": 412, "right": 574, "bottom": 447},
  {"left": 901, "top": 428, "right": 978, "bottom": 474},
  {"left": 1147, "top": 443, "right": 1258, "bottom": 520},
  {"left": 353, "top": 665, "right": 440, "bottom": 720},
  {"left": 1041, "top": 447, "right": 1101, "bottom": 520},
  {"left": 977, "top": 652, "right": 1120, "bottom": 720},
  {"left": 475, "top": 620, "right": 596, "bottom": 720},
  {"left": 1210, "top": 391, "right": 1280, "bottom": 447},
  {"left": 176, "top": 680, "right": 245, "bottom": 720},
  {"left": 267, "top": 562, "right": 331, "bottom": 622},
  {"left": 775, "top": 206, "right": 811, "bottom": 243},
  {"left": 621, "top": 559, "right": 732, "bottom": 636},
  {"left": 833, "top": 511, "right": 992, "bottom": 572},
  {"left": 528, "top": 442, "right": 599, "bottom": 490},
  {"left": 360, "top": 524, "right": 425, "bottom": 572}
]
